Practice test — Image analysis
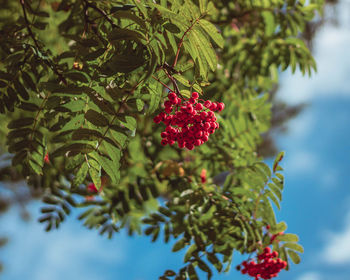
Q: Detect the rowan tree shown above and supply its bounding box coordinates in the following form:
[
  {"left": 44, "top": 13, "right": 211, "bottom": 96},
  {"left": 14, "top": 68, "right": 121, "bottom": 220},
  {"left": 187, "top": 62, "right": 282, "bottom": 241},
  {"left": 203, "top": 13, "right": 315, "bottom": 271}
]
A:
[{"left": 0, "top": 0, "right": 325, "bottom": 278}]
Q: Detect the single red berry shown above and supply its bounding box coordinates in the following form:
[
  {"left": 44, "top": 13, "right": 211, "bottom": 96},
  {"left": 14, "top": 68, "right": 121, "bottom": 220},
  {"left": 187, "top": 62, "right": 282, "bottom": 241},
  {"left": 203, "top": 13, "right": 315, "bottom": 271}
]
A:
[
  {"left": 209, "top": 102, "right": 217, "bottom": 111},
  {"left": 153, "top": 116, "right": 161, "bottom": 124},
  {"left": 204, "top": 100, "right": 212, "bottom": 108},
  {"left": 189, "top": 97, "right": 196, "bottom": 104},
  {"left": 217, "top": 102, "right": 225, "bottom": 112},
  {"left": 200, "top": 168, "right": 207, "bottom": 183},
  {"left": 264, "top": 247, "right": 271, "bottom": 254},
  {"left": 185, "top": 142, "right": 194, "bottom": 150},
  {"left": 194, "top": 139, "right": 202, "bottom": 146},
  {"left": 191, "top": 92, "right": 199, "bottom": 99},
  {"left": 200, "top": 111, "right": 208, "bottom": 119},
  {"left": 164, "top": 100, "right": 172, "bottom": 108},
  {"left": 165, "top": 107, "right": 172, "bottom": 114},
  {"left": 87, "top": 183, "right": 98, "bottom": 193},
  {"left": 44, "top": 153, "right": 50, "bottom": 164},
  {"left": 168, "top": 92, "right": 177, "bottom": 100},
  {"left": 195, "top": 103, "right": 203, "bottom": 111},
  {"left": 161, "top": 139, "right": 168, "bottom": 146}
]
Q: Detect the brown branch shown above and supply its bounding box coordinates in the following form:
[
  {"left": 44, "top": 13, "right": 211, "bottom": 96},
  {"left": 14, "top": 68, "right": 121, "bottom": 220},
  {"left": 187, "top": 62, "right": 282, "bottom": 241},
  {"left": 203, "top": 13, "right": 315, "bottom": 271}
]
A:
[
  {"left": 152, "top": 75, "right": 173, "bottom": 92},
  {"left": 20, "top": 0, "right": 67, "bottom": 85},
  {"left": 94, "top": 80, "right": 142, "bottom": 152},
  {"left": 172, "top": 16, "right": 204, "bottom": 68},
  {"left": 82, "top": 0, "right": 118, "bottom": 28},
  {"left": 162, "top": 69, "right": 185, "bottom": 99},
  {"left": 20, "top": 0, "right": 40, "bottom": 50}
]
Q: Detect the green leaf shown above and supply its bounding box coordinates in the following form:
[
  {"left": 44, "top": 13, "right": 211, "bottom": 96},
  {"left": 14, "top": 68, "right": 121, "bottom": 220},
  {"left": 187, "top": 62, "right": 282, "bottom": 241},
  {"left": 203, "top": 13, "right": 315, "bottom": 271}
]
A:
[
  {"left": 184, "top": 244, "right": 197, "bottom": 262},
  {"left": 85, "top": 109, "right": 109, "bottom": 127},
  {"left": 287, "top": 249, "right": 301, "bottom": 264},
  {"left": 173, "top": 74, "right": 191, "bottom": 87},
  {"left": 270, "top": 221, "right": 287, "bottom": 234},
  {"left": 262, "top": 11, "right": 275, "bottom": 36},
  {"left": 207, "top": 253, "right": 222, "bottom": 272},
  {"left": 164, "top": 22, "right": 181, "bottom": 33},
  {"left": 61, "top": 100, "right": 85, "bottom": 112},
  {"left": 199, "top": 0, "right": 208, "bottom": 14},
  {"left": 65, "top": 71, "right": 90, "bottom": 83},
  {"left": 14, "top": 80, "right": 29, "bottom": 100},
  {"left": 94, "top": 153, "right": 120, "bottom": 184},
  {"left": 187, "top": 264, "right": 199, "bottom": 280},
  {"left": 278, "top": 233, "right": 299, "bottom": 242},
  {"left": 283, "top": 243, "right": 304, "bottom": 253},
  {"left": 52, "top": 143, "right": 95, "bottom": 157},
  {"left": 29, "top": 159, "right": 43, "bottom": 175},
  {"left": 18, "top": 102, "right": 39, "bottom": 112},
  {"left": 88, "top": 160, "right": 101, "bottom": 190},
  {"left": 72, "top": 162, "right": 89, "bottom": 187},
  {"left": 72, "top": 128, "right": 103, "bottom": 141},
  {"left": 147, "top": 82, "right": 162, "bottom": 114},
  {"left": 265, "top": 190, "right": 280, "bottom": 210},
  {"left": 198, "top": 19, "right": 224, "bottom": 48},
  {"left": 191, "top": 28, "right": 217, "bottom": 71},
  {"left": 8, "top": 117, "right": 34, "bottom": 129},
  {"left": 21, "top": 72, "right": 36, "bottom": 91},
  {"left": 172, "top": 238, "right": 186, "bottom": 252}
]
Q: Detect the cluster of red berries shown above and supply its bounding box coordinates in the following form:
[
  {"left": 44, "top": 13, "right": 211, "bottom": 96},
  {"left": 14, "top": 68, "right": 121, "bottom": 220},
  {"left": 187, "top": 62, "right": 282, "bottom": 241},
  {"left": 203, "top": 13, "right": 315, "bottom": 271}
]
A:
[
  {"left": 153, "top": 92, "right": 224, "bottom": 150},
  {"left": 240, "top": 247, "right": 287, "bottom": 280}
]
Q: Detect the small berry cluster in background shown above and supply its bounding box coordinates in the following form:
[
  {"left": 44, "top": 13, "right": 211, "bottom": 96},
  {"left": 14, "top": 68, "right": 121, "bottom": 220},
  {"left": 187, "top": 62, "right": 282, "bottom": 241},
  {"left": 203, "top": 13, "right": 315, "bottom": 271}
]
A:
[
  {"left": 153, "top": 92, "right": 224, "bottom": 150},
  {"left": 239, "top": 247, "right": 287, "bottom": 280}
]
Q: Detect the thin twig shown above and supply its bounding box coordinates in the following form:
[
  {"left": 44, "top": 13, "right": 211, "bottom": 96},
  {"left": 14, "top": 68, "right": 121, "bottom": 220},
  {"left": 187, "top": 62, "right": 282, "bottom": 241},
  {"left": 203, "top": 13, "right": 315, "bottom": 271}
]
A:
[
  {"left": 94, "top": 80, "right": 142, "bottom": 152},
  {"left": 20, "top": 0, "right": 67, "bottom": 85},
  {"left": 152, "top": 75, "right": 173, "bottom": 92},
  {"left": 83, "top": 0, "right": 118, "bottom": 28},
  {"left": 172, "top": 16, "right": 204, "bottom": 68},
  {"left": 163, "top": 68, "right": 185, "bottom": 99}
]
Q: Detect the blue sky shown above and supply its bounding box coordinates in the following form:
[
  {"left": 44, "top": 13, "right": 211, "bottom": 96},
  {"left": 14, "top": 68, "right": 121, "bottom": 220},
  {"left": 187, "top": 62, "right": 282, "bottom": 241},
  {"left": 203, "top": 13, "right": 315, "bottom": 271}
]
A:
[{"left": 1, "top": 2, "right": 350, "bottom": 280}]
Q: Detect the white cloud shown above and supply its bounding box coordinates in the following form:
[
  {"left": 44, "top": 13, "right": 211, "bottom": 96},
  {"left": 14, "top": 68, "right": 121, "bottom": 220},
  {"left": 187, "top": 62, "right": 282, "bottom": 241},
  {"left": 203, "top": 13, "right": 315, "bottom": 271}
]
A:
[
  {"left": 297, "top": 271, "right": 323, "bottom": 280},
  {"left": 321, "top": 210, "right": 350, "bottom": 265},
  {"left": 284, "top": 150, "right": 318, "bottom": 175},
  {"left": 279, "top": 0, "right": 350, "bottom": 104},
  {"left": 286, "top": 109, "right": 315, "bottom": 140},
  {"left": 1, "top": 203, "right": 127, "bottom": 280}
]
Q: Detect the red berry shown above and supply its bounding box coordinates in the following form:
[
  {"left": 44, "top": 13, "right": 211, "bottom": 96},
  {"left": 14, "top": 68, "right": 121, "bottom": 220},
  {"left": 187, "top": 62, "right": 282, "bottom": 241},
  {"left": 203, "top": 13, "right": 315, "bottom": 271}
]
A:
[
  {"left": 191, "top": 92, "right": 199, "bottom": 99},
  {"left": 168, "top": 92, "right": 177, "bottom": 100},
  {"left": 153, "top": 116, "right": 161, "bottom": 124},
  {"left": 210, "top": 102, "right": 217, "bottom": 111},
  {"left": 217, "top": 102, "right": 225, "bottom": 112},
  {"left": 195, "top": 103, "right": 203, "bottom": 111},
  {"left": 87, "top": 183, "right": 98, "bottom": 193},
  {"left": 44, "top": 153, "right": 50, "bottom": 164},
  {"left": 164, "top": 100, "right": 172, "bottom": 108},
  {"left": 194, "top": 139, "right": 202, "bottom": 146},
  {"left": 189, "top": 97, "right": 196, "bottom": 104},
  {"left": 204, "top": 100, "right": 212, "bottom": 108}
]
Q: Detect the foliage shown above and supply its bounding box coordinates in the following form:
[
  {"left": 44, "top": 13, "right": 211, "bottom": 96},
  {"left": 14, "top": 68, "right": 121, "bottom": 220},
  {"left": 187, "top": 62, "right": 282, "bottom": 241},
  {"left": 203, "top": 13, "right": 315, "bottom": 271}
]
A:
[{"left": 0, "top": 0, "right": 324, "bottom": 278}]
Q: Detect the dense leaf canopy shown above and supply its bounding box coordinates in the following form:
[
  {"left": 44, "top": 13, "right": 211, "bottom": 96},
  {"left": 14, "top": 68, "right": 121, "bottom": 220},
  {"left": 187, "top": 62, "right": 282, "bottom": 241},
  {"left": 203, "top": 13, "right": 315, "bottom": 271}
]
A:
[{"left": 0, "top": 0, "right": 324, "bottom": 278}]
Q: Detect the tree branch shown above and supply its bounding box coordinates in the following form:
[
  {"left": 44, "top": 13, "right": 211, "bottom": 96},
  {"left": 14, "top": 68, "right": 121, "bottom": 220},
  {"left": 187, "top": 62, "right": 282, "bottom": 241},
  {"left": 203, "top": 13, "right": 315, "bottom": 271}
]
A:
[
  {"left": 20, "top": 0, "right": 67, "bottom": 85},
  {"left": 172, "top": 16, "right": 204, "bottom": 68},
  {"left": 82, "top": 0, "right": 118, "bottom": 28}
]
